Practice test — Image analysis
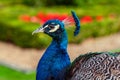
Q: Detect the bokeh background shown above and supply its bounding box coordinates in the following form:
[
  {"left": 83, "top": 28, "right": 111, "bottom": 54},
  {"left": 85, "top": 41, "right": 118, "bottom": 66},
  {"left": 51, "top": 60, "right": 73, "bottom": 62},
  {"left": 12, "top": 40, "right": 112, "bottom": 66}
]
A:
[{"left": 0, "top": 0, "right": 120, "bottom": 80}]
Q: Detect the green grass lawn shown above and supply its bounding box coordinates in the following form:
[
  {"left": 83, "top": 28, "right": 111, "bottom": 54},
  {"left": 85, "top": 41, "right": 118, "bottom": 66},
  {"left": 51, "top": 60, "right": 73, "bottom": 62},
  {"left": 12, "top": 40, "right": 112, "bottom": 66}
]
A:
[{"left": 0, "top": 65, "right": 35, "bottom": 80}]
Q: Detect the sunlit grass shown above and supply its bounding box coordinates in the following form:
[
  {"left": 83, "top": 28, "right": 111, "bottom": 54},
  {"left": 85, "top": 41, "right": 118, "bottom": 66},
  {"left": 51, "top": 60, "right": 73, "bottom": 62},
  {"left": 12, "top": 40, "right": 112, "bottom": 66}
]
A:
[{"left": 0, "top": 65, "right": 35, "bottom": 80}]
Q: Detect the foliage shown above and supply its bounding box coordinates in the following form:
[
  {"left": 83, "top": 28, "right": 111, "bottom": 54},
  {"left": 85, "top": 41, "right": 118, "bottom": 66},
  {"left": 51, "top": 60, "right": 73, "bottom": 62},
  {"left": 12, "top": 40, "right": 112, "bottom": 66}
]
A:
[
  {"left": 0, "top": 0, "right": 120, "bottom": 7},
  {"left": 0, "top": 65, "right": 35, "bottom": 80},
  {"left": 0, "top": 21, "right": 50, "bottom": 49},
  {"left": 21, "top": 0, "right": 41, "bottom": 6},
  {"left": 0, "top": 4, "right": 120, "bottom": 49},
  {"left": 74, "top": 0, "right": 119, "bottom": 6},
  {"left": 40, "top": 0, "right": 75, "bottom": 6},
  {"left": 0, "top": 17, "right": 120, "bottom": 49},
  {"left": 21, "top": 0, "right": 120, "bottom": 7}
]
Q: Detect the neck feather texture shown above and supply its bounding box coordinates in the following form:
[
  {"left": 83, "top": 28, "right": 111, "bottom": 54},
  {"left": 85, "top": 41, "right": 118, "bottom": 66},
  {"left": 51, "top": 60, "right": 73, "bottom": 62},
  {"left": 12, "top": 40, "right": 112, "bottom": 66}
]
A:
[{"left": 36, "top": 31, "right": 70, "bottom": 80}]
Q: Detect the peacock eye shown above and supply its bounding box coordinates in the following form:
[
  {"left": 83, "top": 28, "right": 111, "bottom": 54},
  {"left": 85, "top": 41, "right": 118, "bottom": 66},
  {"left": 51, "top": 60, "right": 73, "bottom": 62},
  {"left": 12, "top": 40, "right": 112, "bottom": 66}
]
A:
[
  {"left": 49, "top": 24, "right": 60, "bottom": 32},
  {"left": 49, "top": 25, "right": 54, "bottom": 29}
]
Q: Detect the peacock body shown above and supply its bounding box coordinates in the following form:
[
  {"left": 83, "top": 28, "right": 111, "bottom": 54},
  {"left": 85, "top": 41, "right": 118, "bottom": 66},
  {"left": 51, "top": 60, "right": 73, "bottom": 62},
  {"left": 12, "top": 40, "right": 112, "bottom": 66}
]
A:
[
  {"left": 32, "top": 11, "right": 120, "bottom": 80},
  {"left": 65, "top": 52, "right": 120, "bottom": 80}
]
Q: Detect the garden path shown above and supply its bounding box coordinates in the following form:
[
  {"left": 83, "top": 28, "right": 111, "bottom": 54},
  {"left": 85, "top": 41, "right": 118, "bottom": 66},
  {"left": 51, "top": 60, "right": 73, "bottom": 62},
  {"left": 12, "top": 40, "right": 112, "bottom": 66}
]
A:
[{"left": 0, "top": 33, "right": 120, "bottom": 72}]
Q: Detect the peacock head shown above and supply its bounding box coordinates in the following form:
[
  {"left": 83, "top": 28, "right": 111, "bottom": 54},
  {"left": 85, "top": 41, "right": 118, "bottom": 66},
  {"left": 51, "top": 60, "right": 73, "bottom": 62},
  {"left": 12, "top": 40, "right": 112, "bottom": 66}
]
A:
[
  {"left": 32, "top": 11, "right": 80, "bottom": 38},
  {"left": 32, "top": 19, "right": 65, "bottom": 38}
]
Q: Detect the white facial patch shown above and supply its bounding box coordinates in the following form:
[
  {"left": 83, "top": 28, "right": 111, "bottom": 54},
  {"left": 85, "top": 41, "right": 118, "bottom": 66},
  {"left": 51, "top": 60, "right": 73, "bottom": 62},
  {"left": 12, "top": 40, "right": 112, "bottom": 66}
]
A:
[{"left": 49, "top": 25, "right": 60, "bottom": 32}]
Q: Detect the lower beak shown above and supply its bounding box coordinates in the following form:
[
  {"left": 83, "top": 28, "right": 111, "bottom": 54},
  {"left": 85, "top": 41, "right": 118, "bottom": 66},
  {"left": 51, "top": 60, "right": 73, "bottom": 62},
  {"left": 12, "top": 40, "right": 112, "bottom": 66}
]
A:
[{"left": 32, "top": 27, "right": 44, "bottom": 35}]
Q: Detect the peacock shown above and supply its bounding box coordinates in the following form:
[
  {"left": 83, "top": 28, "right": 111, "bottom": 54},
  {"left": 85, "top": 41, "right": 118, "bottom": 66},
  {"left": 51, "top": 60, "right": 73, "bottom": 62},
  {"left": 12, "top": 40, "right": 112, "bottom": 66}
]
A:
[{"left": 32, "top": 11, "right": 120, "bottom": 80}]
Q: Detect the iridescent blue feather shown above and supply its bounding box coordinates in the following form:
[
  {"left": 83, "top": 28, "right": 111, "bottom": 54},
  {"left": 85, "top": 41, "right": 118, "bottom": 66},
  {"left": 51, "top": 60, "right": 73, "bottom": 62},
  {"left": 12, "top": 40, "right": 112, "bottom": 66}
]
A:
[{"left": 71, "top": 11, "right": 80, "bottom": 36}]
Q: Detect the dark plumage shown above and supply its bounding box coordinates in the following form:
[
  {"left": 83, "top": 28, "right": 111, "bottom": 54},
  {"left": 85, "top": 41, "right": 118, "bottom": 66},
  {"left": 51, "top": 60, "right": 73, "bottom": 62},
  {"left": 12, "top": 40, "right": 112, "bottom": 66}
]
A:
[
  {"left": 65, "top": 52, "right": 120, "bottom": 80},
  {"left": 32, "top": 11, "right": 120, "bottom": 80}
]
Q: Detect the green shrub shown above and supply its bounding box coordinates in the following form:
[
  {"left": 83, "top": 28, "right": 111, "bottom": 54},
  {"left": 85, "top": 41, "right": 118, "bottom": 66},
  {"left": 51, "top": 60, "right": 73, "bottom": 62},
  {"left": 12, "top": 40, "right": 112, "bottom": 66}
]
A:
[
  {"left": 0, "top": 18, "right": 120, "bottom": 49},
  {"left": 40, "top": 0, "right": 120, "bottom": 7},
  {"left": 40, "top": 0, "right": 75, "bottom": 6},
  {"left": 74, "top": 0, "right": 119, "bottom": 7},
  {"left": 21, "top": 0, "right": 42, "bottom": 6},
  {"left": 0, "top": 5, "right": 120, "bottom": 49},
  {"left": 0, "top": 0, "right": 120, "bottom": 7},
  {"left": 0, "top": 21, "right": 51, "bottom": 49}
]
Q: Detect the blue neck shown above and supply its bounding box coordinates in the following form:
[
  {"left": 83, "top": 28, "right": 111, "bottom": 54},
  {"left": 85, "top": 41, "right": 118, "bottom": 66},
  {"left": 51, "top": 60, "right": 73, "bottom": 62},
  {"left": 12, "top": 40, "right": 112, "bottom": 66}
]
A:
[
  {"left": 51, "top": 31, "right": 68, "bottom": 51},
  {"left": 36, "top": 31, "right": 70, "bottom": 80}
]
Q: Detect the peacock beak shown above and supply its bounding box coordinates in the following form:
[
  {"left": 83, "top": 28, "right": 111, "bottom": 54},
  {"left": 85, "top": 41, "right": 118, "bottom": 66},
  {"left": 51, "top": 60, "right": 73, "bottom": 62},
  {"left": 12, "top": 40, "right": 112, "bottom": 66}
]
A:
[{"left": 32, "top": 26, "right": 44, "bottom": 35}]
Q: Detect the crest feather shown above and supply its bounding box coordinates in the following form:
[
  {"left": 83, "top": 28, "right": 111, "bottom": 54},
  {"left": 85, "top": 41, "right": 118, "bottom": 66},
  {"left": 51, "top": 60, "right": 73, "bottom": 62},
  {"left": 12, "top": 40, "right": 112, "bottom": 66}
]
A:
[
  {"left": 62, "top": 11, "right": 80, "bottom": 36},
  {"left": 62, "top": 16, "right": 74, "bottom": 26}
]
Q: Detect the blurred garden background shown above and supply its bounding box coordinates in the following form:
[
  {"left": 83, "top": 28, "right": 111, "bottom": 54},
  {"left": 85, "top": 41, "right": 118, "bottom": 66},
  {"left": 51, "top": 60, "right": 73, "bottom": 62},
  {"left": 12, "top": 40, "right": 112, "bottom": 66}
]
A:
[{"left": 0, "top": 0, "right": 120, "bottom": 80}]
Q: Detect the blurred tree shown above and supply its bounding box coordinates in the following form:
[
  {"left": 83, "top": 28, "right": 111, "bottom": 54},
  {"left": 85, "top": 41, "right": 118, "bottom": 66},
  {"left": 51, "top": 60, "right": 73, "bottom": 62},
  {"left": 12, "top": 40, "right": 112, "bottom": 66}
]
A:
[
  {"left": 74, "top": 0, "right": 118, "bottom": 7},
  {"left": 40, "top": 0, "right": 119, "bottom": 7},
  {"left": 22, "top": 0, "right": 41, "bottom": 6},
  {"left": 0, "top": 0, "right": 119, "bottom": 7},
  {"left": 40, "top": 0, "right": 75, "bottom": 6}
]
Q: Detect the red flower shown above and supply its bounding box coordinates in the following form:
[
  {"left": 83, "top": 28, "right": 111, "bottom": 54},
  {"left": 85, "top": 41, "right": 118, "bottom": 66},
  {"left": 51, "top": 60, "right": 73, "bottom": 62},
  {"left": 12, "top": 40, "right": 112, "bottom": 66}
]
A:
[
  {"left": 96, "top": 16, "right": 103, "bottom": 21},
  {"left": 37, "top": 12, "right": 45, "bottom": 19},
  {"left": 31, "top": 16, "right": 39, "bottom": 23},
  {"left": 58, "top": 14, "right": 68, "bottom": 21},
  {"left": 37, "top": 12, "right": 47, "bottom": 23},
  {"left": 37, "top": 12, "right": 69, "bottom": 24},
  {"left": 19, "top": 15, "right": 31, "bottom": 22},
  {"left": 81, "top": 16, "right": 93, "bottom": 24},
  {"left": 46, "top": 13, "right": 68, "bottom": 21},
  {"left": 46, "top": 13, "right": 58, "bottom": 20},
  {"left": 19, "top": 12, "right": 70, "bottom": 24}
]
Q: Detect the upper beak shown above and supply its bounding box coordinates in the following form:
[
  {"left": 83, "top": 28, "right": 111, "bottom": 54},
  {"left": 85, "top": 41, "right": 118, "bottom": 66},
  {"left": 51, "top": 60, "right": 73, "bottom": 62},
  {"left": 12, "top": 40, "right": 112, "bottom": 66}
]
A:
[{"left": 32, "top": 27, "right": 44, "bottom": 35}]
